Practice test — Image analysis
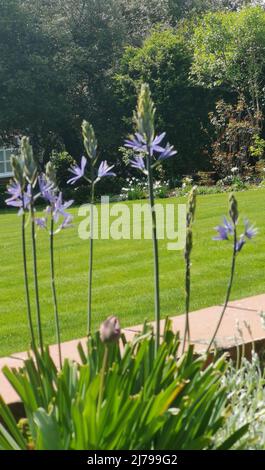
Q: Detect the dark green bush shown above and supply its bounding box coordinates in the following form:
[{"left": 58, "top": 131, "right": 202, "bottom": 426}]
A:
[
  {"left": 50, "top": 151, "right": 75, "bottom": 191},
  {"left": 0, "top": 185, "right": 6, "bottom": 208}
]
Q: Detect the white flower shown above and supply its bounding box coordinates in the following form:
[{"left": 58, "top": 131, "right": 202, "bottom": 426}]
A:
[{"left": 231, "top": 167, "right": 238, "bottom": 174}]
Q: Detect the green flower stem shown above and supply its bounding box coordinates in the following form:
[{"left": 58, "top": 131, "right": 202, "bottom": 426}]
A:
[
  {"left": 21, "top": 209, "right": 36, "bottom": 351},
  {"left": 87, "top": 168, "right": 95, "bottom": 336},
  {"left": 30, "top": 204, "right": 44, "bottom": 354},
  {"left": 97, "top": 345, "right": 109, "bottom": 420},
  {"left": 50, "top": 216, "right": 62, "bottom": 369},
  {"left": 182, "top": 250, "right": 191, "bottom": 355},
  {"left": 146, "top": 149, "right": 160, "bottom": 354},
  {"left": 206, "top": 227, "right": 237, "bottom": 354}
]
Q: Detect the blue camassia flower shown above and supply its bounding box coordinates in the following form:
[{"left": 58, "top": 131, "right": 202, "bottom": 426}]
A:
[
  {"left": 67, "top": 156, "right": 87, "bottom": 185},
  {"left": 129, "top": 156, "right": 146, "bottom": 172},
  {"left": 35, "top": 175, "right": 74, "bottom": 232},
  {"left": 213, "top": 217, "right": 257, "bottom": 252},
  {"left": 5, "top": 182, "right": 32, "bottom": 214},
  {"left": 52, "top": 192, "right": 74, "bottom": 223},
  {"left": 67, "top": 156, "right": 115, "bottom": 185},
  {"left": 125, "top": 131, "right": 177, "bottom": 173},
  {"left": 125, "top": 132, "right": 177, "bottom": 158},
  {"left": 38, "top": 175, "right": 56, "bottom": 203},
  {"left": 97, "top": 161, "right": 116, "bottom": 179}
]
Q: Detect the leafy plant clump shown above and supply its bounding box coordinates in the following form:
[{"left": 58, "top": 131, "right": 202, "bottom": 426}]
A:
[
  {"left": 215, "top": 353, "right": 265, "bottom": 450},
  {"left": 0, "top": 322, "right": 248, "bottom": 450}
]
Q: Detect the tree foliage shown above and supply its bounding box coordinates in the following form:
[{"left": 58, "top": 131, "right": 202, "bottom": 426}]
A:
[
  {"left": 115, "top": 29, "right": 218, "bottom": 176},
  {"left": 191, "top": 6, "right": 265, "bottom": 116},
  {"left": 209, "top": 97, "right": 262, "bottom": 176},
  {"left": 1, "top": 1, "right": 265, "bottom": 179}
]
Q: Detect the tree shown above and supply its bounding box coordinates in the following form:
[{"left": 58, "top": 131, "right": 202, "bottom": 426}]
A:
[
  {"left": 191, "top": 6, "right": 265, "bottom": 121},
  {"left": 168, "top": 0, "right": 262, "bottom": 22},
  {"left": 2, "top": 0, "right": 261, "bottom": 175},
  {"left": 0, "top": 0, "right": 69, "bottom": 154},
  {"left": 209, "top": 97, "right": 262, "bottom": 176},
  {"left": 115, "top": 28, "right": 218, "bottom": 177},
  {"left": 24, "top": 0, "right": 126, "bottom": 159}
]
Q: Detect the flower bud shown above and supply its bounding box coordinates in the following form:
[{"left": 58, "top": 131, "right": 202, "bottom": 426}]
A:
[
  {"left": 82, "top": 120, "right": 97, "bottom": 160},
  {"left": 10, "top": 155, "right": 24, "bottom": 186},
  {"left": 229, "top": 194, "right": 239, "bottom": 224},
  {"left": 21, "top": 137, "right": 37, "bottom": 185},
  {"left": 100, "top": 316, "right": 121, "bottom": 344},
  {"left": 187, "top": 186, "right": 197, "bottom": 225},
  {"left": 185, "top": 228, "right": 193, "bottom": 260},
  {"left": 134, "top": 83, "right": 155, "bottom": 145}
]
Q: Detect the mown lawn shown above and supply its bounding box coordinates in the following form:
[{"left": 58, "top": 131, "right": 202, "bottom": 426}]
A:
[{"left": 0, "top": 188, "right": 264, "bottom": 357}]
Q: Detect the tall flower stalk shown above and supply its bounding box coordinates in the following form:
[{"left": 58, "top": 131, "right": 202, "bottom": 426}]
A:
[
  {"left": 20, "top": 137, "right": 44, "bottom": 354},
  {"left": 88, "top": 171, "right": 95, "bottom": 336},
  {"left": 82, "top": 124, "right": 97, "bottom": 337},
  {"left": 37, "top": 165, "right": 74, "bottom": 367},
  {"left": 207, "top": 194, "right": 257, "bottom": 353},
  {"left": 67, "top": 121, "right": 116, "bottom": 336},
  {"left": 30, "top": 197, "right": 44, "bottom": 354},
  {"left": 7, "top": 157, "right": 36, "bottom": 351},
  {"left": 124, "top": 84, "right": 177, "bottom": 354},
  {"left": 46, "top": 164, "right": 63, "bottom": 368},
  {"left": 21, "top": 207, "right": 36, "bottom": 350},
  {"left": 50, "top": 215, "right": 62, "bottom": 367},
  {"left": 182, "top": 186, "right": 197, "bottom": 354},
  {"left": 146, "top": 145, "right": 160, "bottom": 351}
]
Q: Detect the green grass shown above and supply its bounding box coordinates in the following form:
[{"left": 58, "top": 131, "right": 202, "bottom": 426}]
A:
[{"left": 0, "top": 188, "right": 264, "bottom": 357}]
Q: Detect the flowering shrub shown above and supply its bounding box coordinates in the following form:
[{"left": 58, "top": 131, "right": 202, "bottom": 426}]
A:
[
  {"left": 120, "top": 177, "right": 148, "bottom": 200},
  {"left": 120, "top": 177, "right": 170, "bottom": 201},
  {"left": 216, "top": 174, "right": 249, "bottom": 191}
]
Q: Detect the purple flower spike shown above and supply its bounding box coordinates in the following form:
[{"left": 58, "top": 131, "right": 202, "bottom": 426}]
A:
[
  {"left": 67, "top": 156, "right": 87, "bottom": 185},
  {"left": 125, "top": 131, "right": 176, "bottom": 161},
  {"left": 236, "top": 236, "right": 246, "bottom": 253},
  {"left": 158, "top": 143, "right": 177, "bottom": 161},
  {"left": 38, "top": 175, "right": 55, "bottom": 203},
  {"left": 5, "top": 182, "right": 32, "bottom": 214},
  {"left": 129, "top": 156, "right": 146, "bottom": 171},
  {"left": 6, "top": 181, "right": 22, "bottom": 200},
  {"left": 125, "top": 132, "right": 166, "bottom": 156},
  {"left": 244, "top": 219, "right": 258, "bottom": 240},
  {"left": 223, "top": 216, "right": 234, "bottom": 235},
  {"left": 213, "top": 224, "right": 230, "bottom": 241},
  {"left": 213, "top": 214, "right": 257, "bottom": 254},
  {"left": 5, "top": 198, "right": 23, "bottom": 209},
  {"left": 124, "top": 134, "right": 148, "bottom": 153},
  {"left": 35, "top": 217, "right": 47, "bottom": 229},
  {"left": 60, "top": 214, "right": 73, "bottom": 230},
  {"left": 52, "top": 192, "right": 74, "bottom": 223},
  {"left": 97, "top": 161, "right": 116, "bottom": 179},
  {"left": 150, "top": 132, "right": 167, "bottom": 155}
]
